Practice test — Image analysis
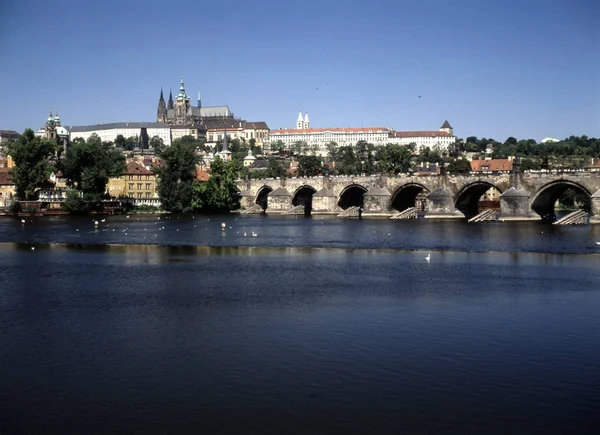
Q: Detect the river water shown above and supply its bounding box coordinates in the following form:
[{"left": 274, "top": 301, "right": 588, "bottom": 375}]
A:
[{"left": 1, "top": 215, "right": 600, "bottom": 434}]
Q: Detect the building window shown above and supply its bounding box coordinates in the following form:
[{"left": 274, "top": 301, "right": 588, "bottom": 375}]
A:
[
  {"left": 146, "top": 183, "right": 151, "bottom": 190},
  {"left": 137, "top": 183, "right": 142, "bottom": 190},
  {"left": 128, "top": 183, "right": 134, "bottom": 190}
]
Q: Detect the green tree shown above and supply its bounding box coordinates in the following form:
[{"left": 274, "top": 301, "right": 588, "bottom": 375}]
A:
[
  {"left": 271, "top": 140, "right": 285, "bottom": 155},
  {"left": 266, "top": 158, "right": 287, "bottom": 178},
  {"left": 61, "top": 190, "right": 87, "bottom": 214},
  {"left": 378, "top": 144, "right": 412, "bottom": 175},
  {"left": 154, "top": 136, "right": 202, "bottom": 212},
  {"left": 297, "top": 155, "right": 322, "bottom": 177},
  {"left": 292, "top": 141, "right": 305, "bottom": 155},
  {"left": 446, "top": 159, "right": 472, "bottom": 174},
  {"left": 7, "top": 128, "right": 57, "bottom": 200},
  {"left": 326, "top": 141, "right": 338, "bottom": 160},
  {"left": 149, "top": 135, "right": 165, "bottom": 153},
  {"left": 191, "top": 156, "right": 240, "bottom": 213},
  {"left": 114, "top": 134, "right": 126, "bottom": 149},
  {"left": 59, "top": 136, "right": 126, "bottom": 197}
]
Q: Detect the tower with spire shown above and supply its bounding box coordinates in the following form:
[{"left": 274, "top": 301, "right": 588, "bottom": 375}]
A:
[
  {"left": 303, "top": 113, "right": 310, "bottom": 129},
  {"left": 157, "top": 88, "right": 167, "bottom": 122},
  {"left": 168, "top": 89, "right": 174, "bottom": 110},
  {"left": 172, "top": 76, "right": 191, "bottom": 125},
  {"left": 296, "top": 111, "right": 304, "bottom": 129},
  {"left": 45, "top": 108, "right": 57, "bottom": 141},
  {"left": 440, "top": 120, "right": 453, "bottom": 135}
]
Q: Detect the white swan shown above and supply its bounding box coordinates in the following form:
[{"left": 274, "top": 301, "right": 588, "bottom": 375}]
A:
[{"left": 425, "top": 253, "right": 431, "bottom": 262}]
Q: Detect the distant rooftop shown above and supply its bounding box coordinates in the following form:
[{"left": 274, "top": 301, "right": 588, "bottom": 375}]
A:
[{"left": 69, "top": 122, "right": 170, "bottom": 132}]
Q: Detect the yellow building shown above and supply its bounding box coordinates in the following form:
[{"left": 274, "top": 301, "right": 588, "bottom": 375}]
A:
[
  {"left": 0, "top": 168, "right": 16, "bottom": 208},
  {"left": 107, "top": 162, "right": 159, "bottom": 206}
]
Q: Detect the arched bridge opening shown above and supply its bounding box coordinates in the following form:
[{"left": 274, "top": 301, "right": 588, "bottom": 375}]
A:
[
  {"left": 292, "top": 186, "right": 317, "bottom": 216},
  {"left": 338, "top": 184, "right": 367, "bottom": 210},
  {"left": 391, "top": 183, "right": 430, "bottom": 212},
  {"left": 455, "top": 182, "right": 502, "bottom": 219},
  {"left": 531, "top": 181, "right": 591, "bottom": 221},
  {"left": 255, "top": 186, "right": 272, "bottom": 211}
]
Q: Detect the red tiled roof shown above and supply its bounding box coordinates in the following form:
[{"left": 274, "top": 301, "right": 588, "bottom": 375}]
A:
[
  {"left": 470, "top": 159, "right": 513, "bottom": 172},
  {"left": 392, "top": 131, "right": 454, "bottom": 138},
  {"left": 124, "top": 162, "right": 153, "bottom": 175},
  {"left": 585, "top": 159, "right": 600, "bottom": 168},
  {"left": 196, "top": 169, "right": 210, "bottom": 181},
  {"left": 270, "top": 127, "right": 391, "bottom": 134}
]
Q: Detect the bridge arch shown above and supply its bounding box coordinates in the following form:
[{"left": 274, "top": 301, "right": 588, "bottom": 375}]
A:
[
  {"left": 455, "top": 181, "right": 502, "bottom": 218},
  {"left": 338, "top": 184, "right": 367, "bottom": 210},
  {"left": 255, "top": 185, "right": 273, "bottom": 210},
  {"left": 531, "top": 180, "right": 591, "bottom": 220},
  {"left": 292, "top": 185, "right": 317, "bottom": 215},
  {"left": 391, "top": 183, "right": 430, "bottom": 212}
]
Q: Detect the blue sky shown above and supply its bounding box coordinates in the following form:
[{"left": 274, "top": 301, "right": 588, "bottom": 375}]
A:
[{"left": 1, "top": 0, "right": 598, "bottom": 142}]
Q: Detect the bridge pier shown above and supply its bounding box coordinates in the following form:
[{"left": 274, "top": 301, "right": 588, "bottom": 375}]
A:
[
  {"left": 268, "top": 187, "right": 292, "bottom": 212},
  {"left": 312, "top": 187, "right": 338, "bottom": 213},
  {"left": 499, "top": 187, "right": 536, "bottom": 221},
  {"left": 591, "top": 190, "right": 600, "bottom": 223},
  {"left": 425, "top": 188, "right": 462, "bottom": 218},
  {"left": 363, "top": 186, "right": 392, "bottom": 215},
  {"left": 240, "top": 189, "right": 256, "bottom": 210}
]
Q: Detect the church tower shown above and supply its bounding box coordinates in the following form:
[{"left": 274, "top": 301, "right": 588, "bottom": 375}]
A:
[
  {"left": 440, "top": 120, "right": 453, "bottom": 135},
  {"left": 296, "top": 111, "right": 304, "bottom": 129},
  {"left": 174, "top": 76, "right": 191, "bottom": 125},
  {"left": 303, "top": 113, "right": 310, "bottom": 129},
  {"left": 45, "top": 109, "right": 57, "bottom": 141},
  {"left": 157, "top": 88, "right": 167, "bottom": 122},
  {"left": 168, "top": 89, "right": 174, "bottom": 110}
]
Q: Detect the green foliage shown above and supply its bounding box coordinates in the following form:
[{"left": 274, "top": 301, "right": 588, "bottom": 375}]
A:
[
  {"left": 149, "top": 136, "right": 165, "bottom": 153},
  {"left": 335, "top": 146, "right": 360, "bottom": 175},
  {"left": 377, "top": 144, "right": 413, "bottom": 175},
  {"left": 420, "top": 147, "right": 444, "bottom": 164},
  {"left": 266, "top": 158, "right": 287, "bottom": 178},
  {"left": 191, "top": 156, "right": 240, "bottom": 213},
  {"left": 446, "top": 159, "right": 472, "bottom": 174},
  {"left": 271, "top": 140, "right": 285, "bottom": 155},
  {"left": 297, "top": 155, "right": 322, "bottom": 177},
  {"left": 6, "top": 128, "right": 57, "bottom": 200},
  {"left": 154, "top": 136, "right": 202, "bottom": 212},
  {"left": 557, "top": 188, "right": 591, "bottom": 212},
  {"left": 61, "top": 190, "right": 87, "bottom": 214},
  {"left": 59, "top": 136, "right": 126, "bottom": 196}
]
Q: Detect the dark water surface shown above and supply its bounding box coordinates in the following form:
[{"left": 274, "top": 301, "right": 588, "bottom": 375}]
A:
[{"left": 1, "top": 215, "right": 600, "bottom": 434}]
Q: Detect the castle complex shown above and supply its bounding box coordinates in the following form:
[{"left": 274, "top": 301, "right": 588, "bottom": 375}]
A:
[{"left": 155, "top": 77, "right": 269, "bottom": 147}]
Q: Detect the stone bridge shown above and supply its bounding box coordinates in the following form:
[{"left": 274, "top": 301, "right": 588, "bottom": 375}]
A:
[{"left": 236, "top": 171, "right": 600, "bottom": 222}]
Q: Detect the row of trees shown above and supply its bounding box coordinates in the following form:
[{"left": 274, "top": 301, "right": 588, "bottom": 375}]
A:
[
  {"left": 154, "top": 136, "right": 240, "bottom": 213},
  {"left": 7, "top": 129, "right": 125, "bottom": 206},
  {"left": 7, "top": 130, "right": 241, "bottom": 215}
]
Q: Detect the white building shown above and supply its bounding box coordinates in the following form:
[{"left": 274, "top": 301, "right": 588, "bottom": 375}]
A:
[
  {"left": 265, "top": 112, "right": 391, "bottom": 156},
  {"left": 541, "top": 137, "right": 560, "bottom": 143},
  {"left": 388, "top": 121, "right": 456, "bottom": 150},
  {"left": 265, "top": 114, "right": 455, "bottom": 156},
  {"left": 68, "top": 122, "right": 173, "bottom": 146}
]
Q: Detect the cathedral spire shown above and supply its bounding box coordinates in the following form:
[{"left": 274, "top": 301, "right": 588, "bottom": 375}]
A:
[
  {"left": 197, "top": 91, "right": 201, "bottom": 109},
  {"left": 168, "top": 89, "right": 174, "bottom": 110},
  {"left": 157, "top": 87, "right": 167, "bottom": 122},
  {"left": 179, "top": 76, "right": 186, "bottom": 99}
]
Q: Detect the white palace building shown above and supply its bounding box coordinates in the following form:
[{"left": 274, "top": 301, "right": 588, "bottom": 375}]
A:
[{"left": 264, "top": 113, "right": 456, "bottom": 156}]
